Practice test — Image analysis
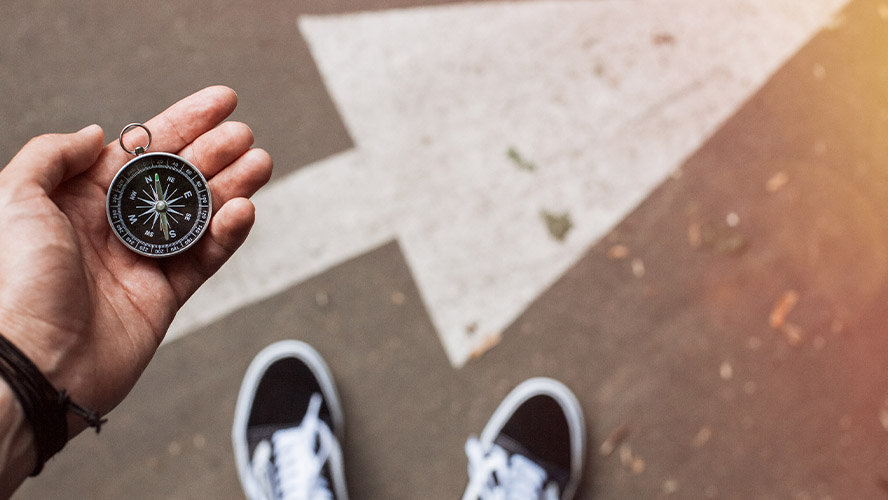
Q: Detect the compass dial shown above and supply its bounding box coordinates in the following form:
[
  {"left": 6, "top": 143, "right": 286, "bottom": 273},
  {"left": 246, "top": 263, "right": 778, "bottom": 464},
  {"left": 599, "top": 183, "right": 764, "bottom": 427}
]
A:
[{"left": 106, "top": 152, "right": 212, "bottom": 257}]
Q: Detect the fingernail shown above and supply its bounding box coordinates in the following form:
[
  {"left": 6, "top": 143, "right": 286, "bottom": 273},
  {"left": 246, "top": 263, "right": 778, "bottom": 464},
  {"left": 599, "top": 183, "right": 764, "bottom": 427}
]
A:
[{"left": 78, "top": 123, "right": 101, "bottom": 134}]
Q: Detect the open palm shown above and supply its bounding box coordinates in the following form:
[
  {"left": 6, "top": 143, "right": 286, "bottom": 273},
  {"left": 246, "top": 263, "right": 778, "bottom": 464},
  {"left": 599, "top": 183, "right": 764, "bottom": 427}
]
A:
[{"left": 0, "top": 86, "right": 272, "bottom": 430}]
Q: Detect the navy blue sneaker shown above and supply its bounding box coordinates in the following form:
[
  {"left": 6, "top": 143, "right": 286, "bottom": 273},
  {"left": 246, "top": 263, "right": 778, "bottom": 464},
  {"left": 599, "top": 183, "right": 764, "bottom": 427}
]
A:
[
  {"left": 461, "top": 378, "right": 586, "bottom": 500},
  {"left": 233, "top": 341, "right": 348, "bottom": 500}
]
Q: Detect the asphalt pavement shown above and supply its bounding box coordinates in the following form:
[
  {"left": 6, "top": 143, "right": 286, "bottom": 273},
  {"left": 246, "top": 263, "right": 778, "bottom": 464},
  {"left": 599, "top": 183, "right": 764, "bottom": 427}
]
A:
[{"left": 5, "top": 0, "right": 888, "bottom": 499}]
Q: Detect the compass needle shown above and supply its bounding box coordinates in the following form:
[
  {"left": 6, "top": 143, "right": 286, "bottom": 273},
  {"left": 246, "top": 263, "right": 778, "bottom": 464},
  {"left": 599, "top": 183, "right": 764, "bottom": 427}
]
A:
[
  {"left": 154, "top": 173, "right": 164, "bottom": 201},
  {"left": 160, "top": 213, "right": 170, "bottom": 241}
]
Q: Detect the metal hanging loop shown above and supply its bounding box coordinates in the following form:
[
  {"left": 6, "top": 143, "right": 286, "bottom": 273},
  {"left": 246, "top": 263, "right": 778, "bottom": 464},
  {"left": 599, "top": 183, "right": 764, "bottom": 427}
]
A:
[{"left": 118, "top": 123, "right": 152, "bottom": 156}]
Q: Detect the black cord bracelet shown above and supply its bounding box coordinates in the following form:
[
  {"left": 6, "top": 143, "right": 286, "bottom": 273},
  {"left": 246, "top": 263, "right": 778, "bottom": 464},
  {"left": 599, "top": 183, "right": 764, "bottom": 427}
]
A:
[{"left": 0, "top": 333, "right": 106, "bottom": 476}]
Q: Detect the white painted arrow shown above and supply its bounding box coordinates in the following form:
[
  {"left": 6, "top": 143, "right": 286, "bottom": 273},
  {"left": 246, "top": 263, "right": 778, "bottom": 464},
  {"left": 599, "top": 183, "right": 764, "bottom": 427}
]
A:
[{"left": 167, "top": 0, "right": 848, "bottom": 366}]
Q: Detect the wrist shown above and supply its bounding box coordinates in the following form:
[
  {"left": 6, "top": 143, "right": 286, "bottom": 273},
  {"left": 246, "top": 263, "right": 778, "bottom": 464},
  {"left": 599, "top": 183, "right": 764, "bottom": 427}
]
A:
[
  {"left": 0, "top": 310, "right": 69, "bottom": 381},
  {"left": 0, "top": 381, "right": 36, "bottom": 498},
  {"left": 0, "top": 328, "right": 105, "bottom": 479}
]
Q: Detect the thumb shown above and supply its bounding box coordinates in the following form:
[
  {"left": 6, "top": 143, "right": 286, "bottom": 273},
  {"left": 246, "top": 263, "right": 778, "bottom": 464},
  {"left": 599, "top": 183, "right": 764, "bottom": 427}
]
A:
[{"left": 2, "top": 124, "right": 105, "bottom": 194}]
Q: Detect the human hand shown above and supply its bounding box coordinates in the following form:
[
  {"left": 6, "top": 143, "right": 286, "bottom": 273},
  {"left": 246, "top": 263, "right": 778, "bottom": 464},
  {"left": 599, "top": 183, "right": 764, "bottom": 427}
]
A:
[{"left": 0, "top": 87, "right": 272, "bottom": 445}]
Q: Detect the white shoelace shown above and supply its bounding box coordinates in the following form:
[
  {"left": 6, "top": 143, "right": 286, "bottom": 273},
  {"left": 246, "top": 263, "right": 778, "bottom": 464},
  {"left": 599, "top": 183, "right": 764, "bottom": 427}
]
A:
[
  {"left": 461, "top": 437, "right": 560, "bottom": 500},
  {"left": 251, "top": 393, "right": 336, "bottom": 500}
]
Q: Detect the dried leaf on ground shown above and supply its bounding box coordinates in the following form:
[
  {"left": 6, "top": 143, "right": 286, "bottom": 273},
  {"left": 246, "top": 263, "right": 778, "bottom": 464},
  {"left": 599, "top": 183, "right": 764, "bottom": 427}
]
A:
[
  {"left": 468, "top": 331, "right": 502, "bottom": 361},
  {"left": 769, "top": 290, "right": 800, "bottom": 329},
  {"left": 541, "top": 210, "right": 573, "bottom": 242},
  {"left": 711, "top": 233, "right": 745, "bottom": 254},
  {"left": 506, "top": 147, "right": 536, "bottom": 172},
  {"left": 766, "top": 171, "right": 790, "bottom": 193},
  {"left": 599, "top": 423, "right": 630, "bottom": 457},
  {"left": 698, "top": 221, "right": 746, "bottom": 255},
  {"left": 781, "top": 323, "right": 804, "bottom": 347},
  {"left": 726, "top": 212, "right": 740, "bottom": 228},
  {"left": 652, "top": 33, "right": 676, "bottom": 45},
  {"left": 607, "top": 245, "right": 630, "bottom": 260},
  {"left": 618, "top": 444, "right": 645, "bottom": 475},
  {"left": 619, "top": 443, "right": 634, "bottom": 467},
  {"left": 746, "top": 336, "right": 763, "bottom": 351},
  {"left": 692, "top": 426, "right": 712, "bottom": 448},
  {"left": 631, "top": 258, "right": 646, "bottom": 278}
]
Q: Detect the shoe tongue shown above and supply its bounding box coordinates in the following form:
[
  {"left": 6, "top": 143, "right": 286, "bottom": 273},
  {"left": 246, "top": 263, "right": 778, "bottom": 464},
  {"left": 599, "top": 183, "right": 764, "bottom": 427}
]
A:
[
  {"left": 493, "top": 434, "right": 569, "bottom": 493},
  {"left": 248, "top": 424, "right": 299, "bottom": 457}
]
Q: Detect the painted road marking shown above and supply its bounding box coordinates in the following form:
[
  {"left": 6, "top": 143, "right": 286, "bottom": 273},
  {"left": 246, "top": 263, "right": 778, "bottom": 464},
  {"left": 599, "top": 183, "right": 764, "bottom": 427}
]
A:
[{"left": 167, "top": 0, "right": 848, "bottom": 366}]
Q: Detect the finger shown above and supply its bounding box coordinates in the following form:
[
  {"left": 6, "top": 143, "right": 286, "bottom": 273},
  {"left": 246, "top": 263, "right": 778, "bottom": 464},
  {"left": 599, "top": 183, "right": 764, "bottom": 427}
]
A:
[
  {"left": 208, "top": 148, "right": 273, "bottom": 208},
  {"left": 162, "top": 197, "right": 256, "bottom": 306},
  {"left": 176, "top": 121, "right": 255, "bottom": 179},
  {"left": 1, "top": 124, "right": 105, "bottom": 195},
  {"left": 91, "top": 86, "right": 238, "bottom": 187}
]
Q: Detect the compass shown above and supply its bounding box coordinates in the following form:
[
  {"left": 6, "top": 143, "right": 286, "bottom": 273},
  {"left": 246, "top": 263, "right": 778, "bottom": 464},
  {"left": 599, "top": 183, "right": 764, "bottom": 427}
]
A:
[{"left": 106, "top": 123, "right": 212, "bottom": 257}]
